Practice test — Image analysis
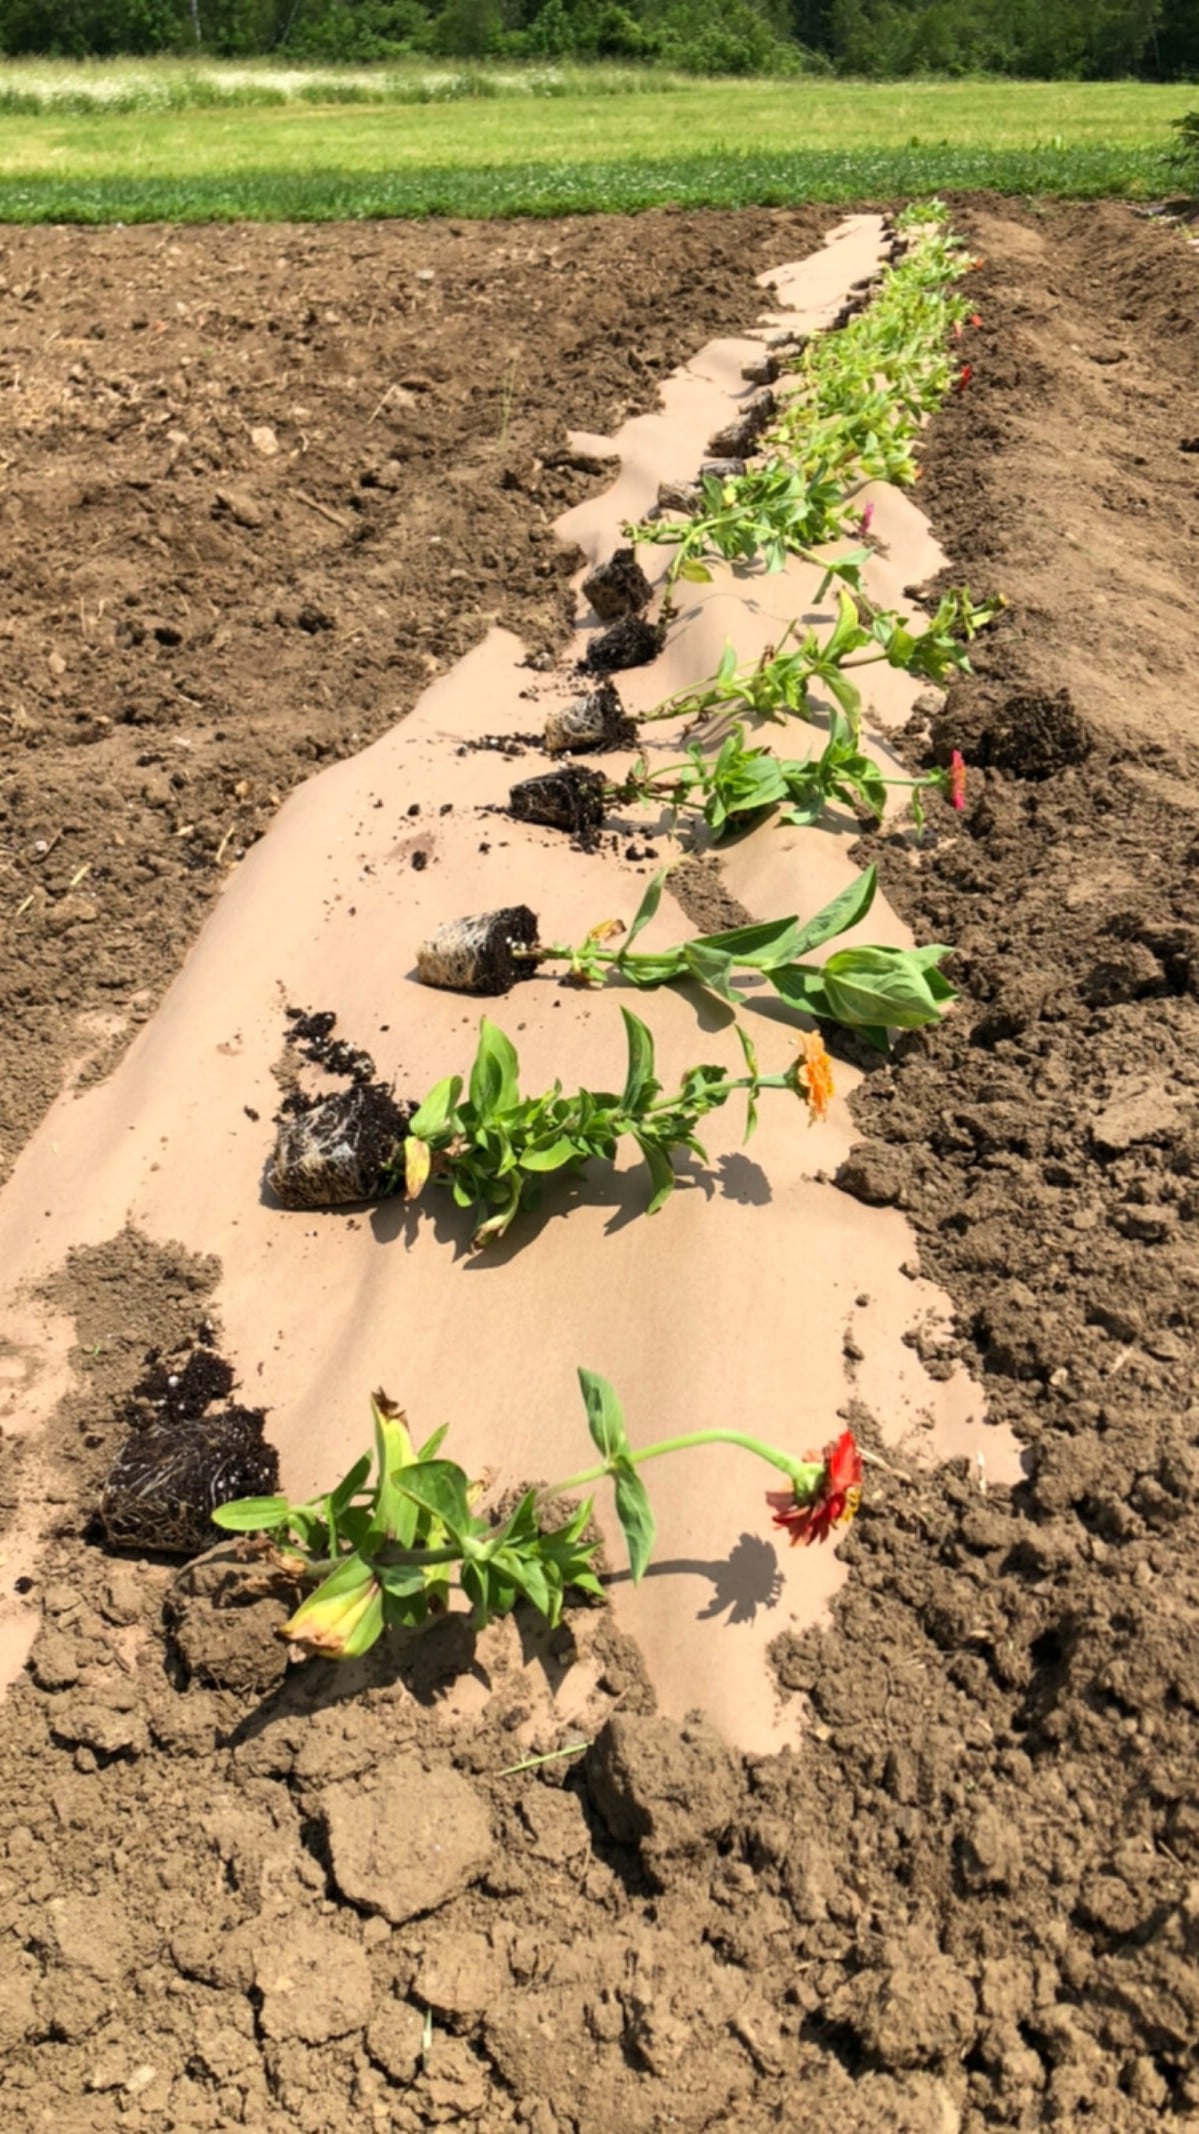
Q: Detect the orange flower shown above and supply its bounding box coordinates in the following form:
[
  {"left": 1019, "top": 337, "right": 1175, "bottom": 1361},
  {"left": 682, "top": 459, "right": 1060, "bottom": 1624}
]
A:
[
  {"left": 797, "top": 1030, "right": 834, "bottom": 1124},
  {"left": 766, "top": 1431, "right": 864, "bottom": 1548}
]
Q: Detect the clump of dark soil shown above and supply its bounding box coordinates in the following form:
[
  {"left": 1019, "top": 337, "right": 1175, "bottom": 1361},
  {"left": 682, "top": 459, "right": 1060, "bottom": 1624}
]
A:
[
  {"left": 670, "top": 853, "right": 753, "bottom": 934},
  {"left": 582, "top": 613, "right": 663, "bottom": 675},
  {"left": 283, "top": 1007, "right": 377, "bottom": 1083},
  {"left": 706, "top": 386, "right": 775, "bottom": 459},
  {"left": 581, "top": 546, "right": 652, "bottom": 622},
  {"left": 101, "top": 1407, "right": 278, "bottom": 1556},
  {"left": 268, "top": 1080, "right": 413, "bottom": 1208},
  {"left": 543, "top": 679, "right": 636, "bottom": 756},
  {"left": 415, "top": 903, "right": 540, "bottom": 994},
  {"left": 508, "top": 764, "right": 608, "bottom": 840},
  {"left": 98, "top": 1318, "right": 278, "bottom": 1555},
  {"left": 933, "top": 681, "right": 1096, "bottom": 779}
]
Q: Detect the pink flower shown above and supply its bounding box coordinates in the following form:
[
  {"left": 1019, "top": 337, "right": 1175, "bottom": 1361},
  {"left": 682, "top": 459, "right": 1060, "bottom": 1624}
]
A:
[
  {"left": 949, "top": 749, "right": 967, "bottom": 812},
  {"left": 856, "top": 501, "right": 875, "bottom": 536}
]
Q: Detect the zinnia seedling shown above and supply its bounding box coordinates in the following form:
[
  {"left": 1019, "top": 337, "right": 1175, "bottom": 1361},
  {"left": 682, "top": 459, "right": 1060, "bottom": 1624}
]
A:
[
  {"left": 512, "top": 712, "right": 964, "bottom": 845},
  {"left": 640, "top": 588, "right": 1003, "bottom": 735},
  {"left": 421, "top": 865, "right": 955, "bottom": 1056},
  {"left": 623, "top": 208, "right": 988, "bottom": 617},
  {"left": 401, "top": 1006, "right": 831, "bottom": 1248},
  {"left": 211, "top": 1374, "right": 867, "bottom": 1660}
]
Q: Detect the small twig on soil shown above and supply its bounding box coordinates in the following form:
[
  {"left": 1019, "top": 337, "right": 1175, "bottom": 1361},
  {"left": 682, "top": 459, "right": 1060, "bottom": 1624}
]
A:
[
  {"left": 214, "top": 822, "right": 238, "bottom": 867},
  {"left": 32, "top": 829, "right": 63, "bottom": 864},
  {"left": 368, "top": 382, "right": 405, "bottom": 424},
  {"left": 293, "top": 489, "right": 348, "bottom": 531},
  {"left": 67, "top": 864, "right": 90, "bottom": 890},
  {"left": 496, "top": 1739, "right": 592, "bottom": 1779},
  {"left": 858, "top": 1447, "right": 906, "bottom": 1479},
  {"left": 13, "top": 894, "right": 34, "bottom": 918}
]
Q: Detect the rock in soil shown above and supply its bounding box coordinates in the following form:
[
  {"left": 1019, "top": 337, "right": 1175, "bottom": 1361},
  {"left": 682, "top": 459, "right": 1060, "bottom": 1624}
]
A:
[
  {"left": 543, "top": 680, "right": 636, "bottom": 756},
  {"left": 581, "top": 546, "right": 652, "bottom": 622},
  {"left": 508, "top": 765, "right": 607, "bottom": 838},
  {"left": 415, "top": 902, "right": 540, "bottom": 995},
  {"left": 100, "top": 1406, "right": 278, "bottom": 1555},
  {"left": 583, "top": 614, "right": 663, "bottom": 676},
  {"left": 267, "top": 1081, "right": 413, "bottom": 1207}
]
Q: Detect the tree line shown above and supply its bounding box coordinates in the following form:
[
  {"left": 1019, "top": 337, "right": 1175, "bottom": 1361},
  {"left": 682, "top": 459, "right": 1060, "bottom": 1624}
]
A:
[{"left": 4, "top": 0, "right": 1197, "bottom": 79}]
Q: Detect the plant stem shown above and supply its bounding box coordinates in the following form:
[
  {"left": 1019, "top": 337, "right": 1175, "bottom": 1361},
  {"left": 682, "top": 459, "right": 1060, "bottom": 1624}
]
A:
[{"left": 545, "top": 1426, "right": 810, "bottom": 1498}]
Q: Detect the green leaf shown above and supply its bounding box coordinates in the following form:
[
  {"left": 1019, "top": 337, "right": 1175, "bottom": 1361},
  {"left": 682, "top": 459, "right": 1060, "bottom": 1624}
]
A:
[
  {"left": 519, "top": 1136, "right": 581, "bottom": 1173},
  {"left": 620, "top": 868, "right": 668, "bottom": 954},
  {"left": 690, "top": 913, "right": 801, "bottom": 970},
  {"left": 765, "top": 962, "right": 827, "bottom": 1016},
  {"left": 492, "top": 1546, "right": 552, "bottom": 1618},
  {"left": 825, "top": 668, "right": 863, "bottom": 726},
  {"left": 395, "top": 1459, "right": 476, "bottom": 1544},
  {"left": 577, "top": 1368, "right": 629, "bottom": 1464},
  {"left": 633, "top": 1130, "right": 678, "bottom": 1214},
  {"left": 408, "top": 1074, "right": 462, "bottom": 1143},
  {"left": 735, "top": 1021, "right": 760, "bottom": 1080},
  {"left": 376, "top": 1563, "right": 433, "bottom": 1599},
  {"left": 620, "top": 1006, "right": 657, "bottom": 1112},
  {"left": 820, "top": 945, "right": 952, "bottom": 1030},
  {"left": 677, "top": 558, "right": 713, "bottom": 583},
  {"left": 327, "top": 1451, "right": 372, "bottom": 1531},
  {"left": 789, "top": 865, "right": 877, "bottom": 959},
  {"left": 468, "top": 1019, "right": 520, "bottom": 1120},
  {"left": 681, "top": 942, "right": 744, "bottom": 1004},
  {"left": 613, "top": 1459, "right": 657, "bottom": 1584},
  {"left": 823, "top": 588, "right": 864, "bottom": 662},
  {"left": 211, "top": 1494, "right": 292, "bottom": 1533}
]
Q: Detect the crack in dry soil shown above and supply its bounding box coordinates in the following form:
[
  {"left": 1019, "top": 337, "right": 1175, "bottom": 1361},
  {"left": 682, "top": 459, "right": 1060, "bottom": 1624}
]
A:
[{"left": 1, "top": 200, "right": 1198, "bottom": 2132}]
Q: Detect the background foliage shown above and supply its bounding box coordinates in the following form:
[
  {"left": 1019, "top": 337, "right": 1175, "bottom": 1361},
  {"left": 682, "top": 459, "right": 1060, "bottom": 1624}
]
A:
[{"left": 4, "top": 0, "right": 1196, "bottom": 78}]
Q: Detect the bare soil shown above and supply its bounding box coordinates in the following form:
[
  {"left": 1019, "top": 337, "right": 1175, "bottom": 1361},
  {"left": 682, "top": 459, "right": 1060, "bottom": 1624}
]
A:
[{"left": 2, "top": 199, "right": 1199, "bottom": 2132}]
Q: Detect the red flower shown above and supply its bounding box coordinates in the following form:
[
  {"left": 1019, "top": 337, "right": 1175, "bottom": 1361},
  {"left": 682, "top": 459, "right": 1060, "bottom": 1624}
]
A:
[
  {"left": 766, "top": 1431, "right": 863, "bottom": 1548},
  {"left": 970, "top": 312, "right": 982, "bottom": 329},
  {"left": 955, "top": 363, "right": 973, "bottom": 392},
  {"left": 949, "top": 748, "right": 967, "bottom": 812}
]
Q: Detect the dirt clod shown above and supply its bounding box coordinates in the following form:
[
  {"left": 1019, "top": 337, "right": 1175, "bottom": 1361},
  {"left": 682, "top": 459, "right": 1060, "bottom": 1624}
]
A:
[
  {"left": 415, "top": 903, "right": 540, "bottom": 995},
  {"left": 267, "top": 1081, "right": 413, "bottom": 1207},
  {"left": 543, "top": 679, "right": 636, "bottom": 756},
  {"left": 321, "top": 1756, "right": 494, "bottom": 1925},
  {"left": 581, "top": 546, "right": 652, "bottom": 622},
  {"left": 508, "top": 764, "right": 607, "bottom": 840},
  {"left": 582, "top": 614, "right": 663, "bottom": 675}
]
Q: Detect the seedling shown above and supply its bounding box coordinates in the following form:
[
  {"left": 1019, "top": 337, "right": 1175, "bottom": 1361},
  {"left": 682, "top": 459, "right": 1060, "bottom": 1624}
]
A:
[
  {"left": 401, "top": 1006, "right": 832, "bottom": 1247},
  {"left": 500, "top": 864, "right": 955, "bottom": 1053},
  {"left": 211, "top": 1373, "right": 866, "bottom": 1659}
]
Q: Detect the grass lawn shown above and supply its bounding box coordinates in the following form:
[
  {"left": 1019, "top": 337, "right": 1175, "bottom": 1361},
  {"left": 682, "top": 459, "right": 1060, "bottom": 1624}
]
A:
[{"left": 0, "top": 62, "right": 1185, "bottom": 221}]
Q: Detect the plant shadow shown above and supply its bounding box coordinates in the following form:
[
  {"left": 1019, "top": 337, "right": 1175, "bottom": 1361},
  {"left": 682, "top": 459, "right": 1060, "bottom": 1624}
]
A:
[{"left": 603, "top": 1530, "right": 784, "bottom": 1627}]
